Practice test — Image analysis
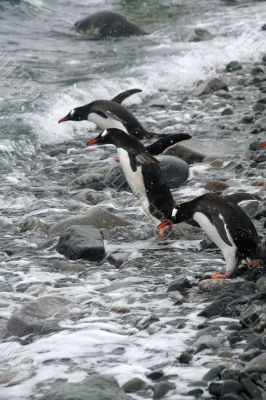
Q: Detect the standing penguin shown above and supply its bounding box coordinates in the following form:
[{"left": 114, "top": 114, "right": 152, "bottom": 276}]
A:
[
  {"left": 159, "top": 193, "right": 261, "bottom": 278},
  {"left": 87, "top": 128, "right": 175, "bottom": 226}
]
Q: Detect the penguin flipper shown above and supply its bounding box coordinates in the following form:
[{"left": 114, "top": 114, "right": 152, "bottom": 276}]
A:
[
  {"left": 146, "top": 133, "right": 192, "bottom": 156},
  {"left": 136, "top": 153, "right": 159, "bottom": 165},
  {"left": 111, "top": 89, "right": 142, "bottom": 104},
  {"left": 207, "top": 211, "right": 233, "bottom": 247}
]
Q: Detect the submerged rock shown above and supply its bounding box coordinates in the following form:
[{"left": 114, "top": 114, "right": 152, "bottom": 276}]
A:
[
  {"left": 6, "top": 296, "right": 75, "bottom": 337},
  {"left": 188, "top": 27, "right": 213, "bottom": 42},
  {"left": 193, "top": 77, "right": 228, "bottom": 96},
  {"left": 204, "top": 180, "right": 229, "bottom": 192},
  {"left": 152, "top": 381, "right": 176, "bottom": 399},
  {"left": 49, "top": 206, "right": 129, "bottom": 235},
  {"left": 242, "top": 353, "right": 266, "bottom": 373},
  {"left": 163, "top": 143, "right": 205, "bottom": 164},
  {"left": 122, "top": 377, "right": 146, "bottom": 393},
  {"left": 225, "top": 61, "right": 242, "bottom": 72},
  {"left": 74, "top": 11, "right": 147, "bottom": 38},
  {"left": 154, "top": 155, "right": 189, "bottom": 188},
  {"left": 38, "top": 374, "right": 133, "bottom": 400},
  {"left": 56, "top": 225, "right": 105, "bottom": 261},
  {"left": 0, "top": 359, "right": 36, "bottom": 386}
]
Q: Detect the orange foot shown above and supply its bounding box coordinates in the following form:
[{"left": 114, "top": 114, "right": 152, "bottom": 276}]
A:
[
  {"left": 115, "top": 155, "right": 120, "bottom": 162},
  {"left": 209, "top": 272, "right": 231, "bottom": 279},
  {"left": 244, "top": 260, "right": 260, "bottom": 268},
  {"left": 158, "top": 220, "right": 174, "bottom": 239}
]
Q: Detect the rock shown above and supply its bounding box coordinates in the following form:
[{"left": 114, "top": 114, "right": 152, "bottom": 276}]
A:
[
  {"left": 222, "top": 394, "right": 243, "bottom": 400},
  {"left": 0, "top": 359, "right": 36, "bottom": 385},
  {"left": 38, "top": 374, "right": 133, "bottom": 400},
  {"left": 256, "top": 276, "right": 266, "bottom": 292},
  {"left": 255, "top": 151, "right": 266, "bottom": 163},
  {"left": 204, "top": 180, "right": 229, "bottom": 192},
  {"left": 49, "top": 207, "right": 129, "bottom": 235},
  {"left": 74, "top": 11, "right": 147, "bottom": 38},
  {"left": 251, "top": 66, "right": 265, "bottom": 75},
  {"left": 221, "top": 106, "right": 234, "bottom": 115},
  {"left": 195, "top": 335, "right": 224, "bottom": 351},
  {"left": 203, "top": 365, "right": 225, "bottom": 381},
  {"left": 240, "top": 115, "right": 254, "bottom": 124},
  {"left": 253, "top": 103, "right": 266, "bottom": 112},
  {"left": 156, "top": 155, "right": 189, "bottom": 188},
  {"left": 188, "top": 27, "right": 213, "bottom": 42},
  {"left": 262, "top": 24, "right": 266, "bottom": 31},
  {"left": 6, "top": 296, "right": 75, "bottom": 337},
  {"left": 56, "top": 225, "right": 105, "bottom": 261},
  {"left": 255, "top": 117, "right": 266, "bottom": 129},
  {"left": 107, "top": 252, "right": 129, "bottom": 268},
  {"left": 138, "top": 315, "right": 160, "bottom": 330},
  {"left": 208, "top": 380, "right": 242, "bottom": 397},
  {"left": 163, "top": 143, "right": 205, "bottom": 164},
  {"left": 19, "top": 217, "right": 49, "bottom": 234},
  {"left": 122, "top": 377, "right": 146, "bottom": 393},
  {"left": 198, "top": 279, "right": 232, "bottom": 293},
  {"left": 179, "top": 351, "right": 192, "bottom": 364},
  {"left": 240, "top": 376, "right": 263, "bottom": 400},
  {"left": 242, "top": 353, "right": 266, "bottom": 373},
  {"left": 146, "top": 371, "right": 164, "bottom": 381},
  {"left": 185, "top": 388, "right": 204, "bottom": 398},
  {"left": 225, "top": 61, "right": 242, "bottom": 72},
  {"left": 167, "top": 277, "right": 192, "bottom": 293},
  {"left": 215, "top": 89, "right": 232, "bottom": 99},
  {"left": 193, "top": 77, "right": 228, "bottom": 96},
  {"left": 152, "top": 381, "right": 176, "bottom": 399}
]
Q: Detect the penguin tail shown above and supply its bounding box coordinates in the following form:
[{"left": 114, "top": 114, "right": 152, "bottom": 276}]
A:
[
  {"left": 146, "top": 133, "right": 192, "bottom": 156},
  {"left": 111, "top": 88, "right": 142, "bottom": 104}
]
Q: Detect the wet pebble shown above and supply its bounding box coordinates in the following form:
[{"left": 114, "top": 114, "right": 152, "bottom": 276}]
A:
[
  {"left": 193, "top": 77, "right": 228, "bottom": 96},
  {"left": 221, "top": 106, "right": 234, "bottom": 116},
  {"left": 122, "top": 377, "right": 146, "bottom": 393},
  {"left": 225, "top": 61, "right": 242, "bottom": 72},
  {"left": 152, "top": 381, "right": 176, "bottom": 399},
  {"left": 179, "top": 351, "right": 193, "bottom": 364},
  {"left": 167, "top": 277, "right": 192, "bottom": 293}
]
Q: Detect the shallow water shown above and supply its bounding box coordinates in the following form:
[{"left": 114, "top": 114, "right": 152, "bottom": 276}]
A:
[{"left": 0, "top": 0, "right": 266, "bottom": 399}]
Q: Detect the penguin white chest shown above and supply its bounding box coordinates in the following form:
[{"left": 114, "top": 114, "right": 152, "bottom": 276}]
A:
[
  {"left": 117, "top": 148, "right": 146, "bottom": 199},
  {"left": 193, "top": 211, "right": 237, "bottom": 272},
  {"left": 89, "top": 112, "right": 128, "bottom": 133}
]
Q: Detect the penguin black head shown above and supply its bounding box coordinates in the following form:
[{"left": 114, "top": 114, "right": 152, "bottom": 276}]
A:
[
  {"left": 87, "top": 128, "right": 146, "bottom": 154},
  {"left": 58, "top": 104, "right": 91, "bottom": 123}
]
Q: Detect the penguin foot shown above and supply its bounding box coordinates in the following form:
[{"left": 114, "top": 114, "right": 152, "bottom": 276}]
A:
[
  {"left": 208, "top": 272, "right": 231, "bottom": 279},
  {"left": 244, "top": 260, "right": 260, "bottom": 268},
  {"left": 157, "top": 220, "right": 174, "bottom": 239},
  {"left": 115, "top": 155, "right": 120, "bottom": 162}
]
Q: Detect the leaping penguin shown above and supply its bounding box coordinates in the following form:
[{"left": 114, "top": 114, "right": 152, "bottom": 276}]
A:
[
  {"left": 87, "top": 128, "right": 175, "bottom": 226},
  {"left": 159, "top": 193, "right": 261, "bottom": 279},
  {"left": 58, "top": 88, "right": 192, "bottom": 154}
]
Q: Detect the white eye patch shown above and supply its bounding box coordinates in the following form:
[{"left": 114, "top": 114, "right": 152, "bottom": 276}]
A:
[
  {"left": 101, "top": 129, "right": 108, "bottom": 138},
  {"left": 172, "top": 208, "right": 177, "bottom": 217},
  {"left": 70, "top": 109, "right": 75, "bottom": 116}
]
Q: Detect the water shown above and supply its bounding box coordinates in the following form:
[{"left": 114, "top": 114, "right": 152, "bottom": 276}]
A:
[{"left": 0, "top": 0, "right": 266, "bottom": 398}]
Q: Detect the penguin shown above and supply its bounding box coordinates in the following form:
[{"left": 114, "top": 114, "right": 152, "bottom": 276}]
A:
[
  {"left": 58, "top": 88, "right": 192, "bottom": 154},
  {"left": 159, "top": 193, "right": 261, "bottom": 278},
  {"left": 87, "top": 128, "right": 175, "bottom": 226}
]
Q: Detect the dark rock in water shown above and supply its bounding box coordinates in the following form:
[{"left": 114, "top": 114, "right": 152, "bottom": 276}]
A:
[
  {"left": 249, "top": 140, "right": 265, "bottom": 151},
  {"left": 156, "top": 155, "right": 189, "bottom": 188},
  {"left": 138, "top": 315, "right": 160, "bottom": 330},
  {"left": 179, "top": 351, "right": 192, "bottom": 364},
  {"left": 185, "top": 388, "right": 204, "bottom": 398},
  {"left": 198, "top": 297, "right": 233, "bottom": 318},
  {"left": 193, "top": 77, "right": 228, "bottom": 96},
  {"left": 74, "top": 11, "right": 147, "bottom": 38},
  {"left": 225, "top": 61, "right": 242, "bottom": 72},
  {"left": 56, "top": 225, "right": 105, "bottom": 261},
  {"left": 251, "top": 66, "right": 265, "bottom": 75},
  {"left": 221, "top": 106, "right": 234, "bottom": 115},
  {"left": 222, "top": 394, "right": 243, "bottom": 400},
  {"left": 262, "top": 23, "right": 266, "bottom": 31},
  {"left": 228, "top": 331, "right": 244, "bottom": 346},
  {"left": 6, "top": 296, "right": 75, "bottom": 337},
  {"left": 188, "top": 27, "right": 213, "bottom": 42},
  {"left": 163, "top": 143, "right": 205, "bottom": 164},
  {"left": 38, "top": 374, "right": 133, "bottom": 400},
  {"left": 256, "top": 276, "right": 266, "bottom": 292},
  {"left": 146, "top": 371, "right": 164, "bottom": 381},
  {"left": 167, "top": 277, "right": 192, "bottom": 293},
  {"left": 152, "top": 381, "right": 176, "bottom": 399},
  {"left": 253, "top": 102, "right": 265, "bottom": 112},
  {"left": 203, "top": 365, "right": 225, "bottom": 381},
  {"left": 240, "top": 115, "right": 254, "bottom": 124},
  {"left": 255, "top": 151, "right": 266, "bottom": 163},
  {"left": 240, "top": 377, "right": 263, "bottom": 400},
  {"left": 204, "top": 180, "right": 229, "bottom": 192},
  {"left": 208, "top": 380, "right": 242, "bottom": 397},
  {"left": 122, "top": 377, "right": 146, "bottom": 393},
  {"left": 245, "top": 335, "right": 266, "bottom": 352}
]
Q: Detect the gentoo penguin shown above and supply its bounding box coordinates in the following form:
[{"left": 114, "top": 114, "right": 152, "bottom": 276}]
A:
[
  {"left": 58, "top": 88, "right": 192, "bottom": 154},
  {"left": 160, "top": 193, "right": 261, "bottom": 278},
  {"left": 87, "top": 128, "right": 175, "bottom": 226}
]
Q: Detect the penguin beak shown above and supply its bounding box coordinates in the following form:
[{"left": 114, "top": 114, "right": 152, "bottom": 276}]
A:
[
  {"left": 58, "top": 114, "right": 70, "bottom": 123},
  {"left": 87, "top": 137, "right": 100, "bottom": 146},
  {"left": 260, "top": 141, "right": 266, "bottom": 147}
]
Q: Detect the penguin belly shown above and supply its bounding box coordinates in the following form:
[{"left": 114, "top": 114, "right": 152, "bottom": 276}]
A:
[
  {"left": 193, "top": 211, "right": 237, "bottom": 273},
  {"left": 89, "top": 112, "right": 128, "bottom": 132},
  {"left": 117, "top": 148, "right": 155, "bottom": 222}
]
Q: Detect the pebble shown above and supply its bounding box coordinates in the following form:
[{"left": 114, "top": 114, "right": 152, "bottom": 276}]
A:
[
  {"left": 256, "top": 276, "right": 266, "bottom": 292},
  {"left": 185, "top": 388, "right": 204, "bottom": 398},
  {"left": 179, "top": 352, "right": 193, "bottom": 364},
  {"left": 203, "top": 365, "right": 225, "bottom": 381},
  {"left": 167, "top": 277, "right": 192, "bottom": 293},
  {"left": 188, "top": 27, "right": 213, "bottom": 42},
  {"left": 242, "top": 353, "right": 266, "bottom": 373},
  {"left": 122, "top": 377, "right": 146, "bottom": 393},
  {"left": 221, "top": 106, "right": 234, "bottom": 116},
  {"left": 225, "top": 61, "right": 242, "bottom": 72},
  {"left": 146, "top": 371, "right": 164, "bottom": 381},
  {"left": 193, "top": 77, "right": 228, "bottom": 96},
  {"left": 152, "top": 381, "right": 176, "bottom": 399},
  {"left": 204, "top": 180, "right": 229, "bottom": 192}
]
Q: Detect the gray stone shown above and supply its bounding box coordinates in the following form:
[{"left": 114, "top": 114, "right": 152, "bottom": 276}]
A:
[
  {"left": 225, "top": 61, "right": 242, "bottom": 72},
  {"left": 49, "top": 206, "right": 129, "bottom": 235},
  {"left": 19, "top": 217, "right": 49, "bottom": 234},
  {"left": 74, "top": 11, "right": 147, "bottom": 38},
  {"left": 195, "top": 334, "right": 224, "bottom": 350},
  {"left": 193, "top": 77, "right": 228, "bottom": 96},
  {"left": 56, "top": 225, "right": 105, "bottom": 261},
  {"left": 198, "top": 279, "right": 232, "bottom": 292},
  {"left": 122, "top": 377, "right": 146, "bottom": 393},
  {"left": 6, "top": 296, "right": 74, "bottom": 337},
  {"left": 163, "top": 143, "right": 205, "bottom": 164},
  {"left": 256, "top": 276, "right": 266, "bottom": 292},
  {"left": 255, "top": 117, "right": 266, "bottom": 129},
  {"left": 167, "top": 277, "right": 192, "bottom": 293},
  {"left": 203, "top": 365, "right": 225, "bottom": 381},
  {"left": 38, "top": 374, "right": 133, "bottom": 400},
  {"left": 221, "top": 106, "right": 234, "bottom": 116},
  {"left": 188, "top": 27, "right": 213, "bottom": 42},
  {"left": 152, "top": 381, "right": 176, "bottom": 399},
  {"left": 156, "top": 155, "right": 189, "bottom": 188},
  {"left": 242, "top": 353, "right": 266, "bottom": 373}
]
